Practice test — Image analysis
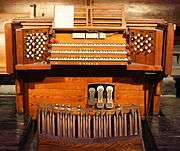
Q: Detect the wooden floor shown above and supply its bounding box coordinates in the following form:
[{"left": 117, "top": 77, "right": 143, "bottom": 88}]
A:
[
  {"left": 0, "top": 96, "right": 180, "bottom": 151},
  {"left": 143, "top": 96, "right": 180, "bottom": 151},
  {"left": 0, "top": 96, "right": 32, "bottom": 150}
]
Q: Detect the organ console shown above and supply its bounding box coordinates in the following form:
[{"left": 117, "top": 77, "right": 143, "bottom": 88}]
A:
[{"left": 4, "top": 4, "right": 174, "bottom": 151}]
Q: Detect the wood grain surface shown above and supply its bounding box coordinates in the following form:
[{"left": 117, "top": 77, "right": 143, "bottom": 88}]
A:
[
  {"left": 39, "top": 136, "right": 144, "bottom": 151},
  {"left": 0, "top": 32, "right": 6, "bottom": 73},
  {"left": 23, "top": 75, "right": 148, "bottom": 119}
]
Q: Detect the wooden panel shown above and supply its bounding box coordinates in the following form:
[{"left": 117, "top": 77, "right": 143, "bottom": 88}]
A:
[
  {"left": 16, "top": 79, "right": 24, "bottom": 113},
  {"left": 153, "top": 80, "right": 162, "bottom": 113},
  {"left": 4, "top": 22, "right": 23, "bottom": 74},
  {"left": 0, "top": 32, "right": 6, "bottom": 74},
  {"left": 26, "top": 77, "right": 146, "bottom": 119},
  {"left": 129, "top": 29, "right": 156, "bottom": 65},
  {"left": 90, "top": 6, "right": 126, "bottom": 27},
  {"left": 127, "top": 63, "right": 162, "bottom": 71},
  {"left": 15, "top": 64, "right": 51, "bottom": 70},
  {"left": 164, "top": 23, "right": 174, "bottom": 75},
  {"left": 154, "top": 30, "right": 163, "bottom": 66},
  {"left": 4, "top": 23, "right": 14, "bottom": 74},
  {"left": 39, "top": 136, "right": 144, "bottom": 151},
  {"left": 16, "top": 29, "right": 24, "bottom": 64}
]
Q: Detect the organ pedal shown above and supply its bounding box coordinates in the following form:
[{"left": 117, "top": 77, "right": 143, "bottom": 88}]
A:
[
  {"left": 96, "top": 85, "right": 105, "bottom": 109},
  {"left": 106, "top": 86, "right": 114, "bottom": 109}
]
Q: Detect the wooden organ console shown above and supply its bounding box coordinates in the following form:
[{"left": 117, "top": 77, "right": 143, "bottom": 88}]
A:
[{"left": 4, "top": 5, "right": 174, "bottom": 151}]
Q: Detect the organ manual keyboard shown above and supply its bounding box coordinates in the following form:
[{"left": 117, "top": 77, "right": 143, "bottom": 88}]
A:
[{"left": 4, "top": 4, "right": 174, "bottom": 151}]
